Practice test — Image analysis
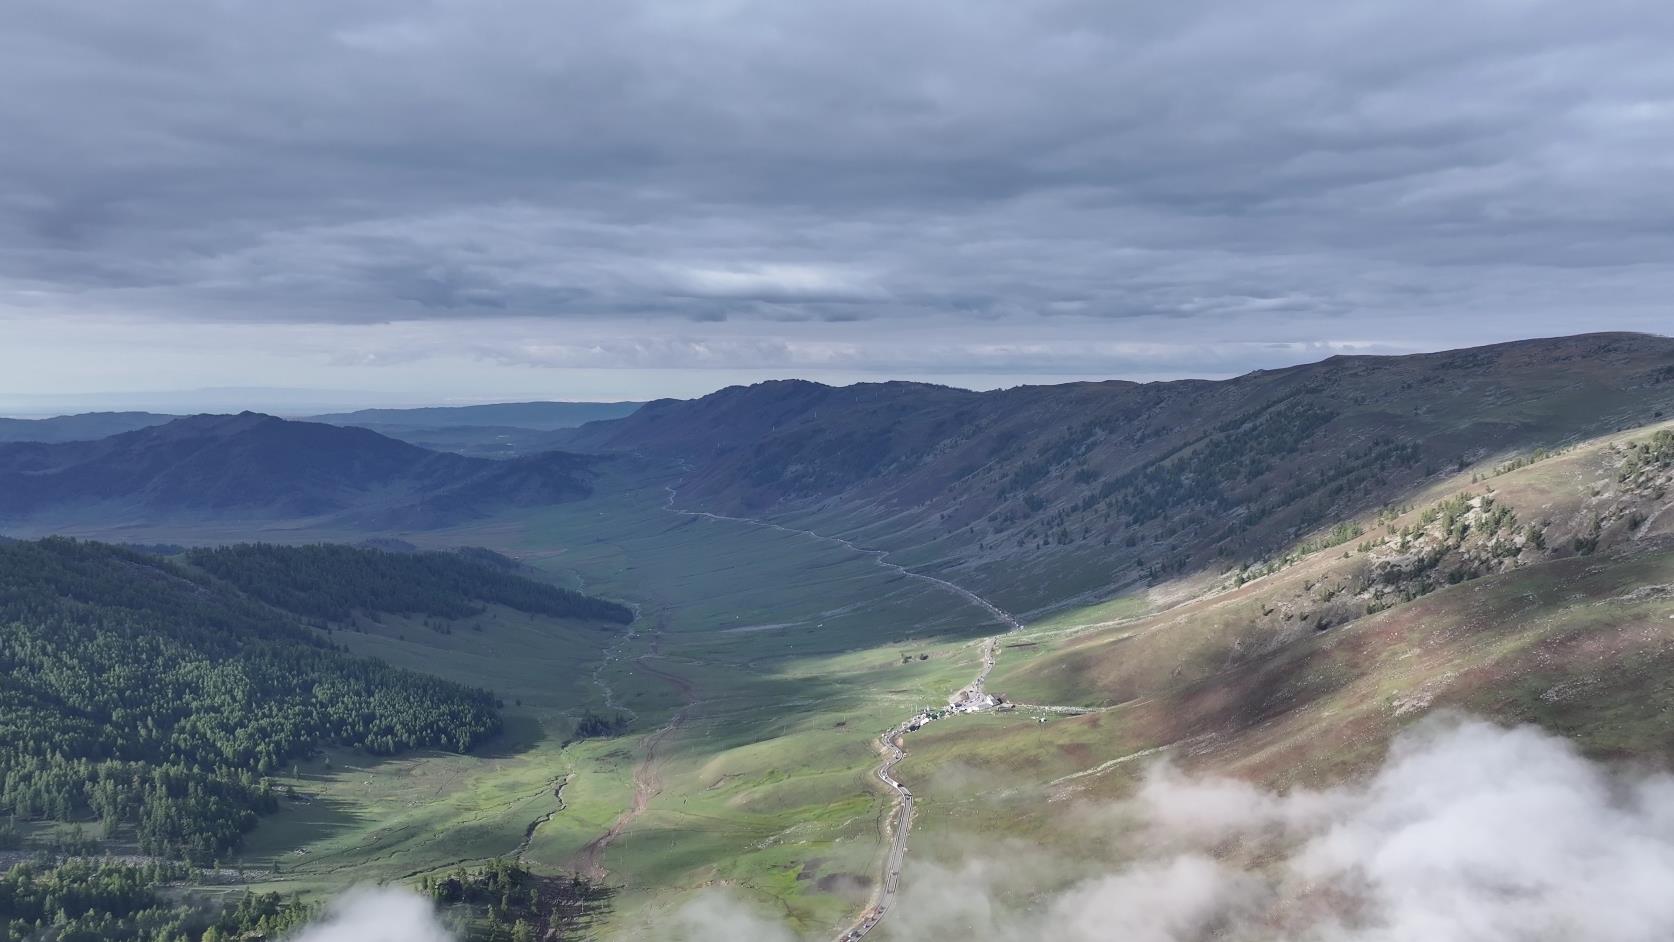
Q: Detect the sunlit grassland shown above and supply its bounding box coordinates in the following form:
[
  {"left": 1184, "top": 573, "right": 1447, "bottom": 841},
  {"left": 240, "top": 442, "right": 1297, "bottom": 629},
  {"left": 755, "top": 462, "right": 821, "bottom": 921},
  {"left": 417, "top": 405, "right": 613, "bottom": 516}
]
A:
[
  {"left": 234, "top": 603, "right": 619, "bottom": 893},
  {"left": 234, "top": 460, "right": 1009, "bottom": 936}
]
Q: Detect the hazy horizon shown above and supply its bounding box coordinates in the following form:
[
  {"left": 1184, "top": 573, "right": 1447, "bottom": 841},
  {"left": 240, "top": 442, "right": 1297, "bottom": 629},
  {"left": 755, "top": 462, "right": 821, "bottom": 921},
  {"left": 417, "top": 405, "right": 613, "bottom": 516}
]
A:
[{"left": 4, "top": 328, "right": 1664, "bottom": 418}]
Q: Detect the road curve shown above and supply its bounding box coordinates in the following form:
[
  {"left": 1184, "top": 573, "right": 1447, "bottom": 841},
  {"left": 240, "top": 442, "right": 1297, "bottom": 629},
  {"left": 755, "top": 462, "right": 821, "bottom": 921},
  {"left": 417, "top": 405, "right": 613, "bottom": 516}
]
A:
[
  {"left": 842, "top": 725, "right": 914, "bottom": 939},
  {"left": 657, "top": 483, "right": 1024, "bottom": 941}
]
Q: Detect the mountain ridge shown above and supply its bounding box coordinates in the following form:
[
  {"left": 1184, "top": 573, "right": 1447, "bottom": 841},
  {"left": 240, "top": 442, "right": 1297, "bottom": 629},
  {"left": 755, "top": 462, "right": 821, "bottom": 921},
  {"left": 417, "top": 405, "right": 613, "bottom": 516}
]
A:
[
  {"left": 0, "top": 412, "right": 602, "bottom": 530},
  {"left": 0, "top": 410, "right": 178, "bottom": 443},
  {"left": 555, "top": 332, "right": 1674, "bottom": 610}
]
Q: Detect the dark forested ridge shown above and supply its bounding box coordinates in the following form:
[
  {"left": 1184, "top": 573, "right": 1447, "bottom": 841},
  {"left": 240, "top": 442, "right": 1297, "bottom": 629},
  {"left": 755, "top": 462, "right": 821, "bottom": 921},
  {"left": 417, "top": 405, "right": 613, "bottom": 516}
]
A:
[
  {"left": 0, "top": 538, "right": 505, "bottom": 863},
  {"left": 0, "top": 412, "right": 601, "bottom": 529},
  {"left": 185, "top": 543, "right": 635, "bottom": 624},
  {"left": 556, "top": 333, "right": 1674, "bottom": 608}
]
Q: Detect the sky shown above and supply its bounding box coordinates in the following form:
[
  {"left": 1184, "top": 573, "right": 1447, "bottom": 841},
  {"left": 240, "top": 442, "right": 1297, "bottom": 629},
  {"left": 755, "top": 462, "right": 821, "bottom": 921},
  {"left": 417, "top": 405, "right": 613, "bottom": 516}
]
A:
[{"left": 3, "top": 0, "right": 1673, "bottom": 413}]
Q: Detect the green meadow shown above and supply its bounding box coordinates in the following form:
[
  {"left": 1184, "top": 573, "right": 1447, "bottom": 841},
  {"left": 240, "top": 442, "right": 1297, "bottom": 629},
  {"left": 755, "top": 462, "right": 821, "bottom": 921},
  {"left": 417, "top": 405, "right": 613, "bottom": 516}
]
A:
[{"left": 233, "top": 462, "right": 1004, "bottom": 936}]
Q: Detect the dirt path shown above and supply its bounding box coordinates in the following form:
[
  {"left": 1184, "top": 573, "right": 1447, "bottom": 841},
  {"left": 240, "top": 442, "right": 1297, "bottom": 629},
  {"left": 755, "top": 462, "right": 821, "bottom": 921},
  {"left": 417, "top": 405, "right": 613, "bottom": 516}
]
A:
[
  {"left": 574, "top": 702, "right": 689, "bottom": 879},
  {"left": 663, "top": 486, "right": 1022, "bottom": 633},
  {"left": 573, "top": 624, "right": 698, "bottom": 880}
]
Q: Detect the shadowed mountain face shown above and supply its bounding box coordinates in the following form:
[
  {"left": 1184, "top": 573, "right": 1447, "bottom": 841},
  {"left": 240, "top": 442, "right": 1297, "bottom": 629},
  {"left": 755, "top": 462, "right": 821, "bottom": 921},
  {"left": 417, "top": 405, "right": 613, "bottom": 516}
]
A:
[
  {"left": 0, "top": 412, "right": 599, "bottom": 528},
  {"left": 558, "top": 333, "right": 1674, "bottom": 609},
  {"left": 0, "top": 411, "right": 178, "bottom": 443}
]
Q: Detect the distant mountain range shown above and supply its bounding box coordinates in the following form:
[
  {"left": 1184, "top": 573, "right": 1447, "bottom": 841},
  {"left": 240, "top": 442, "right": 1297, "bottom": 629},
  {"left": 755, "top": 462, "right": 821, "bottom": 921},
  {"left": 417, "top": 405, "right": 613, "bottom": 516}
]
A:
[
  {"left": 0, "top": 411, "right": 177, "bottom": 443},
  {"left": 0, "top": 412, "right": 601, "bottom": 530},
  {"left": 0, "top": 400, "right": 644, "bottom": 458},
  {"left": 8, "top": 335, "right": 1673, "bottom": 596},
  {"left": 308, "top": 400, "right": 643, "bottom": 430},
  {"left": 305, "top": 402, "right": 642, "bottom": 458},
  {"left": 554, "top": 332, "right": 1674, "bottom": 609}
]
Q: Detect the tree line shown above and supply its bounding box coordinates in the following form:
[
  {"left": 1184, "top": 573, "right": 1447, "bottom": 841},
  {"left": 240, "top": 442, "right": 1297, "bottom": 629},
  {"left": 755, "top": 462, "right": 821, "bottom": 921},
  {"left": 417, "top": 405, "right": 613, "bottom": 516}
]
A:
[
  {"left": 421, "top": 860, "right": 614, "bottom": 941},
  {"left": 0, "top": 538, "right": 502, "bottom": 863},
  {"left": 0, "top": 859, "right": 311, "bottom": 942}
]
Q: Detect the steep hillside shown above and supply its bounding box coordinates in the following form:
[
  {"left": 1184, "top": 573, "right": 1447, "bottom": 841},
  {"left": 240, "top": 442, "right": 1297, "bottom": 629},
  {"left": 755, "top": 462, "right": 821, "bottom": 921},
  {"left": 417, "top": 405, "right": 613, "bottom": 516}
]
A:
[
  {"left": 880, "top": 417, "right": 1674, "bottom": 898},
  {"left": 0, "top": 411, "right": 177, "bottom": 443},
  {"left": 0, "top": 413, "right": 602, "bottom": 529},
  {"left": 975, "top": 419, "right": 1674, "bottom": 782},
  {"left": 560, "top": 333, "right": 1674, "bottom": 610}
]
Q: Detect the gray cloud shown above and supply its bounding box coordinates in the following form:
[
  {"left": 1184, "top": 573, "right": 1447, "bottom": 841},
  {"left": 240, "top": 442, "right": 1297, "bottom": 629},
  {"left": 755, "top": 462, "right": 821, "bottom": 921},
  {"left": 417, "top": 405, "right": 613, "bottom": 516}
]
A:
[
  {"left": 2, "top": 0, "right": 1672, "bottom": 389},
  {"left": 462, "top": 331, "right": 1401, "bottom": 376},
  {"left": 291, "top": 887, "right": 453, "bottom": 942}
]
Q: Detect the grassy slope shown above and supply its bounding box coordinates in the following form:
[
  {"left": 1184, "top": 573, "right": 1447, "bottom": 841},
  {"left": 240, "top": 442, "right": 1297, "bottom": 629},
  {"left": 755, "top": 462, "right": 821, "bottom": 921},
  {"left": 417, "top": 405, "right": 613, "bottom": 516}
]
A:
[
  {"left": 886, "top": 421, "right": 1674, "bottom": 871},
  {"left": 232, "top": 605, "right": 619, "bottom": 893}
]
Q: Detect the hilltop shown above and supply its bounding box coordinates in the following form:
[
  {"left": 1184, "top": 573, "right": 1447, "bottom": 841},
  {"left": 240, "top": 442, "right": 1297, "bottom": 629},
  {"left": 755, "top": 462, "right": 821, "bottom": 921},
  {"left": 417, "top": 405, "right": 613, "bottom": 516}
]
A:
[{"left": 0, "top": 411, "right": 176, "bottom": 443}]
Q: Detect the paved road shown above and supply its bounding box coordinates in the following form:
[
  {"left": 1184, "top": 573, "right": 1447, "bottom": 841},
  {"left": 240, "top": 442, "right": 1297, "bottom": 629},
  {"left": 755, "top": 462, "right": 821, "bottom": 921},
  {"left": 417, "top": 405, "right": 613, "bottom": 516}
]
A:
[
  {"left": 838, "top": 721, "right": 922, "bottom": 939},
  {"left": 843, "top": 631, "right": 1016, "bottom": 941}
]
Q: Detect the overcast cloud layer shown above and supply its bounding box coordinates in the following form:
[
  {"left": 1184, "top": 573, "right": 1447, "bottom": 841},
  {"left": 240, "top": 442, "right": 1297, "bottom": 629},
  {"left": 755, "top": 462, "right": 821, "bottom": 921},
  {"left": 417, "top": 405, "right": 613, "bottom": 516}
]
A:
[{"left": 3, "top": 0, "right": 1672, "bottom": 406}]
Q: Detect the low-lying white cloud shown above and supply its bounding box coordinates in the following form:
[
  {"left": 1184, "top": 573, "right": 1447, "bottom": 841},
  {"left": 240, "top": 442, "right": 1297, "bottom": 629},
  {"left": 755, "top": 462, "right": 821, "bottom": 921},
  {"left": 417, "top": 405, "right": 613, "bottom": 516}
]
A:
[
  {"left": 654, "top": 891, "right": 801, "bottom": 942},
  {"left": 1034, "top": 716, "right": 1674, "bottom": 942},
  {"left": 1126, "top": 715, "right": 1674, "bottom": 941},
  {"left": 289, "top": 887, "right": 454, "bottom": 942},
  {"left": 653, "top": 715, "right": 1674, "bottom": 941}
]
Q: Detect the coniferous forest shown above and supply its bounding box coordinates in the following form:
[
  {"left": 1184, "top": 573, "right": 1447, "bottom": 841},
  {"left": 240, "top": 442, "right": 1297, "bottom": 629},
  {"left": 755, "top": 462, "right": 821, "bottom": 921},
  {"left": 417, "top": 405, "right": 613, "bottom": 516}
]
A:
[
  {"left": 0, "top": 536, "right": 642, "bottom": 939},
  {"left": 0, "top": 860, "right": 312, "bottom": 942},
  {"left": 0, "top": 537, "right": 636, "bottom": 865}
]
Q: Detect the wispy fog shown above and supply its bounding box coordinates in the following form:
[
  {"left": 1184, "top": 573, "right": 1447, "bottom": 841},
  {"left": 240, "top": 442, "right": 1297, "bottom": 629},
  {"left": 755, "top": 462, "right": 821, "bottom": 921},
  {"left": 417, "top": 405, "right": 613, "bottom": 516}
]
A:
[
  {"left": 655, "top": 892, "right": 802, "bottom": 942},
  {"left": 659, "top": 715, "right": 1674, "bottom": 941},
  {"left": 289, "top": 887, "right": 454, "bottom": 942}
]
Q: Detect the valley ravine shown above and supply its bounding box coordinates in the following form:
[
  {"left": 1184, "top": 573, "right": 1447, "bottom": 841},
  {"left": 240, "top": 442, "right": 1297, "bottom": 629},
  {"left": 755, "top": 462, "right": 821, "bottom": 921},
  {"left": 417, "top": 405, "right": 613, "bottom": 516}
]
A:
[{"left": 656, "top": 480, "right": 1024, "bottom": 940}]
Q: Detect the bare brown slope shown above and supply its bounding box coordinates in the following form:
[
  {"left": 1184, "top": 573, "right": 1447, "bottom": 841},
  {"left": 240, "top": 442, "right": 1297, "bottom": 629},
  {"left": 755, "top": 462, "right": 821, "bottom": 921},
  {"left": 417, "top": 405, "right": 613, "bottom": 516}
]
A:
[{"left": 982, "top": 418, "right": 1674, "bottom": 790}]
